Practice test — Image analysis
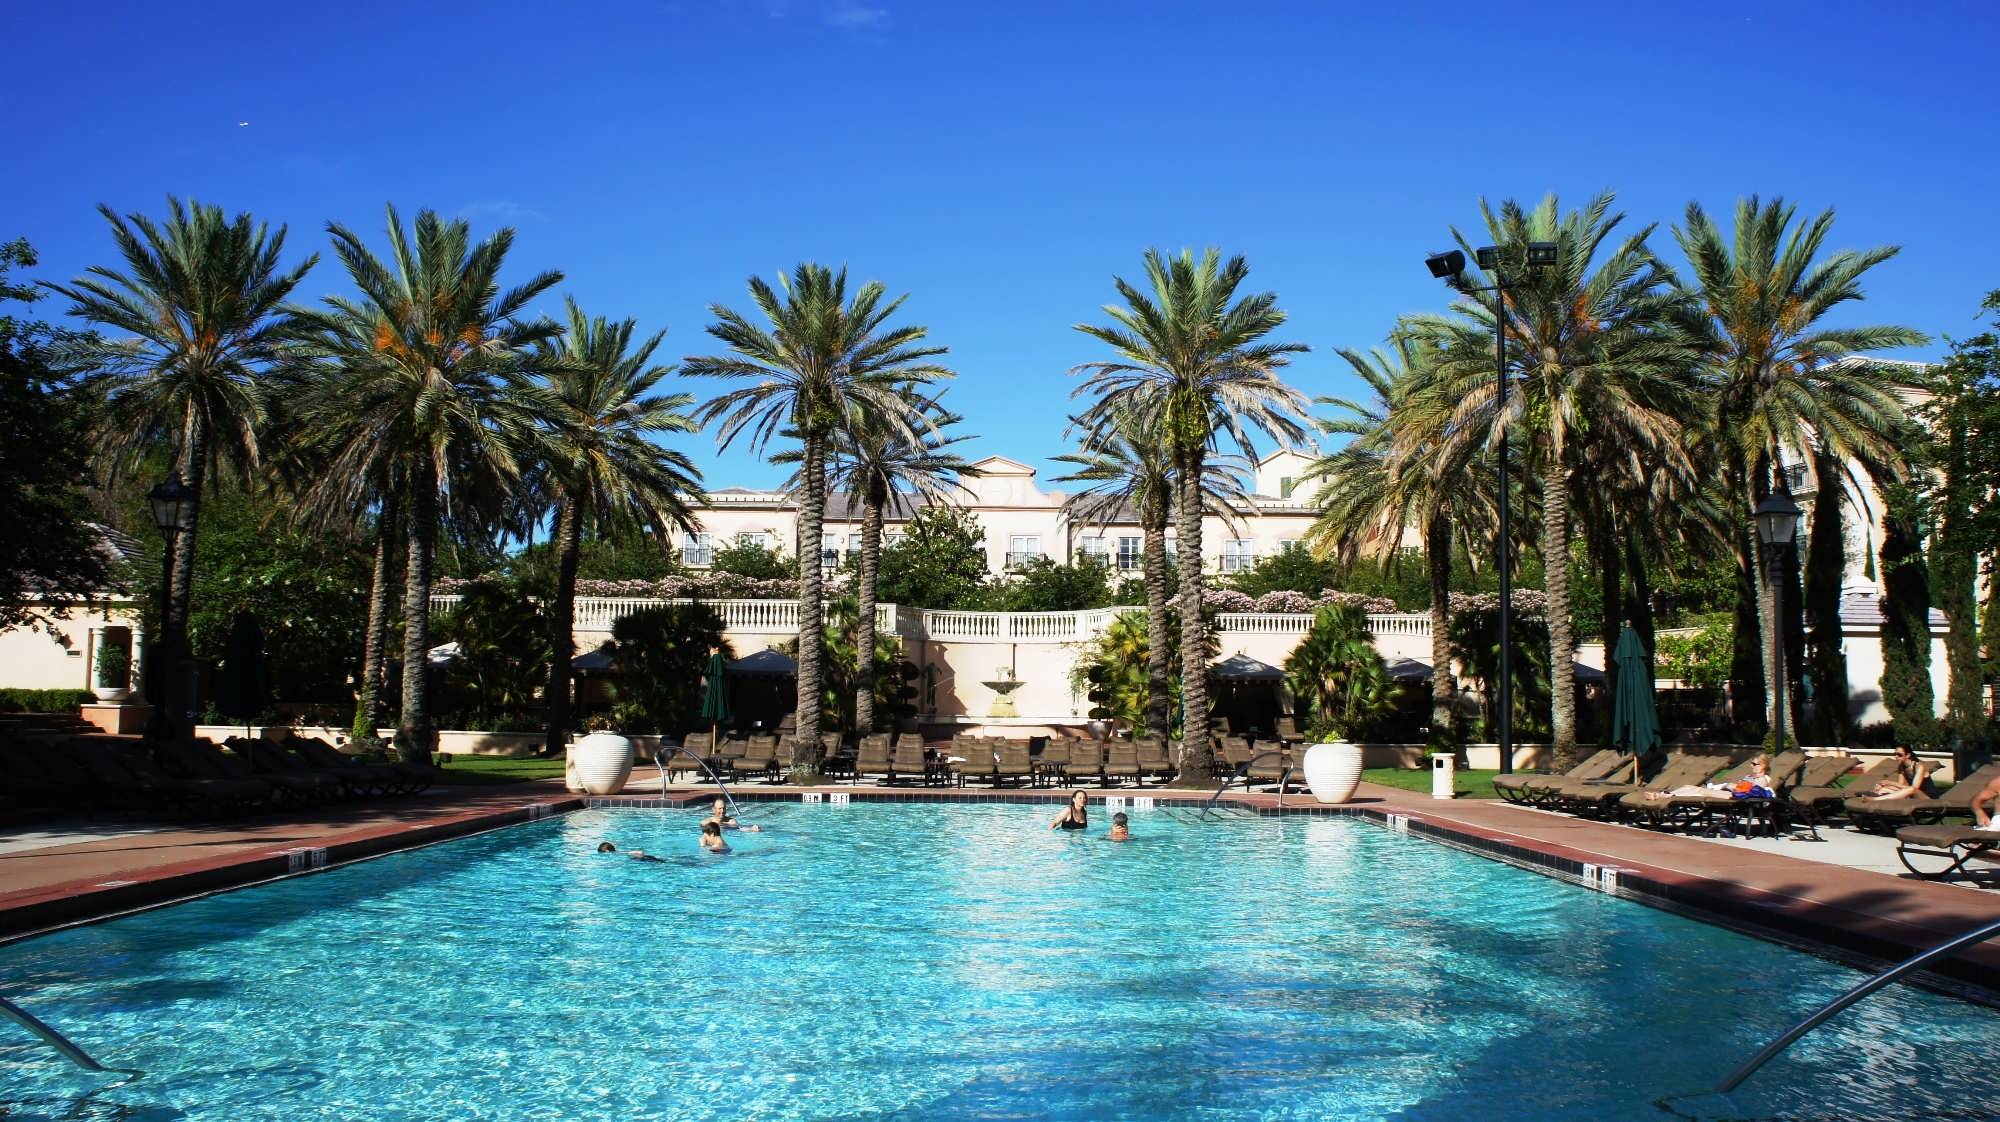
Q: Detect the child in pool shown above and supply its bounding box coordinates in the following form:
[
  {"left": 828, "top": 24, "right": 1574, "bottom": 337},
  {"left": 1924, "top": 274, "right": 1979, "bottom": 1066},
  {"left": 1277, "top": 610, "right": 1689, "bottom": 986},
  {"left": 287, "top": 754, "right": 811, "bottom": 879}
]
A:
[
  {"left": 596, "top": 841, "right": 661, "bottom": 862},
  {"left": 699, "top": 820, "right": 731, "bottom": 853},
  {"left": 1108, "top": 812, "right": 1130, "bottom": 842}
]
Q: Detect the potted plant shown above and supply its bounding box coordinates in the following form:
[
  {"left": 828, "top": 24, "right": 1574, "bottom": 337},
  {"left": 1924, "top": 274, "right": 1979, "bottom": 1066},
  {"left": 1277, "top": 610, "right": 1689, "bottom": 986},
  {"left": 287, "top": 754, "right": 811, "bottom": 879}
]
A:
[
  {"left": 93, "top": 644, "right": 132, "bottom": 703},
  {"left": 1284, "top": 605, "right": 1400, "bottom": 804},
  {"left": 570, "top": 712, "right": 634, "bottom": 795}
]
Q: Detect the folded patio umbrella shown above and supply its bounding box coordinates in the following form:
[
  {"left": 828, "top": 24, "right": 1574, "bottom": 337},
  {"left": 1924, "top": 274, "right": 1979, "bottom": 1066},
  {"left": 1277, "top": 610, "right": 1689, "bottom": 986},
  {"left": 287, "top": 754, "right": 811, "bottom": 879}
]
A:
[
  {"left": 701, "top": 650, "right": 731, "bottom": 748},
  {"left": 1610, "top": 625, "right": 1661, "bottom": 755}
]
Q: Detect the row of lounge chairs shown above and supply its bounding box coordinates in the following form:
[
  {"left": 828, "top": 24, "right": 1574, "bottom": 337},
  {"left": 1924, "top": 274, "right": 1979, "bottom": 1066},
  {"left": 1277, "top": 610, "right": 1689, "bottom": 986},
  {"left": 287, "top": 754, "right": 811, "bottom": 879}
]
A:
[{"left": 0, "top": 730, "right": 432, "bottom": 820}]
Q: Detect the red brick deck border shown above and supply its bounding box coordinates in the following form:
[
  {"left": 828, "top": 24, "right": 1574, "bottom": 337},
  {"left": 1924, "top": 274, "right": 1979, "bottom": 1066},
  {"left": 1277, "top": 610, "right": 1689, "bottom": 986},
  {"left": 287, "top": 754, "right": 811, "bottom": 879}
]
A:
[{"left": 3, "top": 779, "right": 1996, "bottom": 999}]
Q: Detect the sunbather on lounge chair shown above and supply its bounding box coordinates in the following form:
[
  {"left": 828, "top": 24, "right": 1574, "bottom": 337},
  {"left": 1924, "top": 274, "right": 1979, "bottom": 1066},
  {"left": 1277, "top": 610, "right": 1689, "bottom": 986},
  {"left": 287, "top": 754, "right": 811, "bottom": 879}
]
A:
[
  {"left": 1866, "top": 745, "right": 1931, "bottom": 799},
  {"left": 1970, "top": 773, "right": 2000, "bottom": 831}
]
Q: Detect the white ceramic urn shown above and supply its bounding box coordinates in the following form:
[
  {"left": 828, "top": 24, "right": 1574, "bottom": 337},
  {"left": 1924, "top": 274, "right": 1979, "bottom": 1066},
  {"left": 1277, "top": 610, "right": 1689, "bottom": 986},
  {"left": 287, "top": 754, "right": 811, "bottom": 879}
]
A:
[
  {"left": 1302, "top": 742, "right": 1364, "bottom": 804},
  {"left": 571, "top": 732, "right": 634, "bottom": 795}
]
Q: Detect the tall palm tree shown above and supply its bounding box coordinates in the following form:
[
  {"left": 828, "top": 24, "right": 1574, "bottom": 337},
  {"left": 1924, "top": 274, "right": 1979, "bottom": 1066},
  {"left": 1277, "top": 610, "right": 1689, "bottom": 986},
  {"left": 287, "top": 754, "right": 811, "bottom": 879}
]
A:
[
  {"left": 1055, "top": 408, "right": 1250, "bottom": 746},
  {"left": 289, "top": 206, "right": 562, "bottom": 762},
  {"left": 532, "top": 296, "right": 705, "bottom": 757},
  {"left": 1072, "top": 249, "right": 1309, "bottom": 783},
  {"left": 817, "top": 396, "right": 976, "bottom": 734},
  {"left": 48, "top": 198, "right": 315, "bottom": 727},
  {"left": 1674, "top": 197, "right": 1926, "bottom": 736},
  {"left": 1305, "top": 333, "right": 1496, "bottom": 750},
  {"left": 1406, "top": 193, "right": 1704, "bottom": 769},
  {"left": 686, "top": 265, "right": 952, "bottom": 779}
]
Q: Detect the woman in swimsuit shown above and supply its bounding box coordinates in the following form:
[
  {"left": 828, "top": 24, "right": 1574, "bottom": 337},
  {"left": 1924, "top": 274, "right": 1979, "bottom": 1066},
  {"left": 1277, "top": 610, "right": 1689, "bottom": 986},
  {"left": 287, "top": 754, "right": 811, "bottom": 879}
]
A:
[
  {"left": 1867, "top": 745, "right": 1931, "bottom": 800},
  {"left": 1050, "top": 790, "right": 1089, "bottom": 831}
]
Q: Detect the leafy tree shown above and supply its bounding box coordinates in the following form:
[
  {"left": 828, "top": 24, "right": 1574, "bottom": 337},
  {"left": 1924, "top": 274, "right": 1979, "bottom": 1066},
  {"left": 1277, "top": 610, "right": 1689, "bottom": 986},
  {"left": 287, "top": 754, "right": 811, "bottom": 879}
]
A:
[
  {"left": 1655, "top": 616, "right": 1733, "bottom": 690},
  {"left": 875, "top": 505, "right": 990, "bottom": 609},
  {"left": 289, "top": 206, "right": 561, "bottom": 762},
  {"left": 603, "top": 602, "right": 731, "bottom": 735},
  {"left": 1448, "top": 600, "right": 1554, "bottom": 743},
  {"left": 687, "top": 264, "right": 951, "bottom": 780},
  {"left": 1674, "top": 196, "right": 1926, "bottom": 735},
  {"left": 48, "top": 199, "right": 314, "bottom": 731},
  {"left": 795, "top": 596, "right": 920, "bottom": 735},
  {"left": 529, "top": 297, "right": 703, "bottom": 756},
  {"left": 0, "top": 238, "right": 112, "bottom": 636},
  {"left": 504, "top": 530, "right": 684, "bottom": 589},
  {"left": 436, "top": 579, "right": 553, "bottom": 723},
  {"left": 1875, "top": 475, "right": 1938, "bottom": 746},
  {"left": 1071, "top": 611, "right": 1162, "bottom": 734},
  {"left": 710, "top": 538, "right": 793, "bottom": 581},
  {"left": 1922, "top": 324, "right": 1999, "bottom": 745},
  {"left": 1072, "top": 249, "right": 1309, "bottom": 783},
  {"left": 1802, "top": 443, "right": 1852, "bottom": 744},
  {"left": 1227, "top": 546, "right": 1341, "bottom": 600},
  {"left": 995, "top": 557, "right": 1117, "bottom": 612},
  {"left": 1284, "top": 604, "right": 1400, "bottom": 741}
]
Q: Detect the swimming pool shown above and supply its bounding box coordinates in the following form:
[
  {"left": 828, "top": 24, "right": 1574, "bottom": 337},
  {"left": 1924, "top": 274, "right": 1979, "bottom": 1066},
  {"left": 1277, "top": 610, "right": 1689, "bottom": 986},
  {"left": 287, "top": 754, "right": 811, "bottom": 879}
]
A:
[{"left": 2, "top": 803, "right": 1994, "bottom": 1121}]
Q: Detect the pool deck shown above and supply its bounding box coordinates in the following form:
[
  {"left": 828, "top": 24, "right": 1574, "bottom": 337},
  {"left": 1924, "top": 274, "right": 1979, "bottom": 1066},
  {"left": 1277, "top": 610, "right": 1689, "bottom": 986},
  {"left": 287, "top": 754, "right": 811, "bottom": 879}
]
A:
[{"left": 2, "top": 779, "right": 1996, "bottom": 996}]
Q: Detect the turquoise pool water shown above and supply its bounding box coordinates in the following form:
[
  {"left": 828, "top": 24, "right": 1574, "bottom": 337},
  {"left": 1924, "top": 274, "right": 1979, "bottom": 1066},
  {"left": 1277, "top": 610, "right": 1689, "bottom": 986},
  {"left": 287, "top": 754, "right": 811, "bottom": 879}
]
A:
[{"left": 1, "top": 804, "right": 1995, "bottom": 1121}]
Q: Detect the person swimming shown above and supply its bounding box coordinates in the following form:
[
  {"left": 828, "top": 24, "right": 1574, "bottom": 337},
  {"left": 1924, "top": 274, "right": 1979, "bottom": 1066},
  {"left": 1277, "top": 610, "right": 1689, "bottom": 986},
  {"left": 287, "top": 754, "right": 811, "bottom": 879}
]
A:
[
  {"left": 596, "top": 841, "right": 661, "bottom": 862},
  {"left": 1108, "top": 811, "right": 1130, "bottom": 842},
  {"left": 1050, "top": 790, "right": 1089, "bottom": 831},
  {"left": 699, "top": 820, "right": 731, "bottom": 853}
]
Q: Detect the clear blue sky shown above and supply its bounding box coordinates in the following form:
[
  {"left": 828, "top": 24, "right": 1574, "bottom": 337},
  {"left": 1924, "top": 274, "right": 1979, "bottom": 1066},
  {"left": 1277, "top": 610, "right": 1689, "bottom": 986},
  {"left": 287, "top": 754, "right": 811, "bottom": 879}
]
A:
[{"left": 8, "top": 0, "right": 1996, "bottom": 491}]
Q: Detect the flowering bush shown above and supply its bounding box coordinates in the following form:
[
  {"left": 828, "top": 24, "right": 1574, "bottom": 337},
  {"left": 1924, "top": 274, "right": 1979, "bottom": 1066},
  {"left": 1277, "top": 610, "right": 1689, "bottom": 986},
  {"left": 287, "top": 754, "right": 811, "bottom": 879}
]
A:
[
  {"left": 1199, "top": 588, "right": 1257, "bottom": 612},
  {"left": 1446, "top": 590, "right": 1549, "bottom": 619},
  {"left": 436, "top": 573, "right": 801, "bottom": 600},
  {"left": 1311, "top": 590, "right": 1398, "bottom": 614}
]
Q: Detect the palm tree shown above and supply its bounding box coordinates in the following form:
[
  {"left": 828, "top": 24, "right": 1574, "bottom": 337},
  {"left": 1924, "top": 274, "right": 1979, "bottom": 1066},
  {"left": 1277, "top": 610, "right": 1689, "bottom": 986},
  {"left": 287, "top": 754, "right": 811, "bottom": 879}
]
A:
[
  {"left": 532, "top": 296, "right": 705, "bottom": 757},
  {"left": 1304, "top": 334, "right": 1495, "bottom": 751},
  {"left": 1054, "top": 408, "right": 1249, "bottom": 746},
  {"left": 48, "top": 198, "right": 315, "bottom": 727},
  {"left": 1406, "top": 193, "right": 1704, "bottom": 769},
  {"left": 289, "top": 206, "right": 562, "bottom": 762},
  {"left": 1072, "top": 249, "right": 1309, "bottom": 783},
  {"left": 1674, "top": 197, "right": 1926, "bottom": 735},
  {"left": 818, "top": 396, "right": 976, "bottom": 734},
  {"left": 685, "top": 265, "right": 952, "bottom": 779}
]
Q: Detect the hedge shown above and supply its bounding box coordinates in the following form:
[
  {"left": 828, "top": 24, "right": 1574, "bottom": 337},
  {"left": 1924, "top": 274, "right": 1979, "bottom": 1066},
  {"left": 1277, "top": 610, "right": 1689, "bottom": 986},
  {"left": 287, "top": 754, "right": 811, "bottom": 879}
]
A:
[{"left": 0, "top": 688, "right": 96, "bottom": 714}]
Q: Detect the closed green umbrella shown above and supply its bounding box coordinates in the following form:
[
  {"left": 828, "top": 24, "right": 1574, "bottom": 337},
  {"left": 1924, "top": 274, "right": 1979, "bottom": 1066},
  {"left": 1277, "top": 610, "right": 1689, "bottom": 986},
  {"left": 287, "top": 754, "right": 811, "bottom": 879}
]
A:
[
  {"left": 1610, "top": 625, "right": 1660, "bottom": 763},
  {"left": 701, "top": 650, "right": 731, "bottom": 748}
]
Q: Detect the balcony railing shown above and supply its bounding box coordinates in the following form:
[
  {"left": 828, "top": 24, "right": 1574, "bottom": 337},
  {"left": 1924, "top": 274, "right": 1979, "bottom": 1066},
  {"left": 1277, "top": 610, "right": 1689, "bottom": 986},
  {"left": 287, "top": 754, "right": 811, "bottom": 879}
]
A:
[
  {"left": 429, "top": 595, "right": 895, "bottom": 636},
  {"left": 1004, "top": 551, "right": 1042, "bottom": 569}
]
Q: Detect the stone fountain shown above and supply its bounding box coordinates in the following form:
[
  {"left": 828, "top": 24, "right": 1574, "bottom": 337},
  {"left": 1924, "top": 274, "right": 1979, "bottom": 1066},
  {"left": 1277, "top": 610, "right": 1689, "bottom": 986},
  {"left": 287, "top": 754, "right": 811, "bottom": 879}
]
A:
[{"left": 982, "top": 665, "right": 1024, "bottom": 718}]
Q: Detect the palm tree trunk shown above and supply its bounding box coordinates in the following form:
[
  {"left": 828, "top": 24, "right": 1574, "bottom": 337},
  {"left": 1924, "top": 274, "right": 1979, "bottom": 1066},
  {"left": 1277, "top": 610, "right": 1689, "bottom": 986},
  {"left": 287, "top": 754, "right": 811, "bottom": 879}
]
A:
[
  {"left": 1172, "top": 449, "right": 1214, "bottom": 784},
  {"left": 854, "top": 487, "right": 884, "bottom": 735},
  {"left": 1425, "top": 511, "right": 1455, "bottom": 750},
  {"left": 1595, "top": 506, "right": 1622, "bottom": 710},
  {"left": 355, "top": 495, "right": 398, "bottom": 742},
  {"left": 162, "top": 413, "right": 208, "bottom": 736},
  {"left": 792, "top": 432, "right": 829, "bottom": 779},
  {"left": 542, "top": 500, "right": 583, "bottom": 758},
  {"left": 1750, "top": 456, "right": 1781, "bottom": 735},
  {"left": 1727, "top": 463, "right": 1767, "bottom": 735},
  {"left": 1542, "top": 462, "right": 1579, "bottom": 770},
  {"left": 396, "top": 472, "right": 438, "bottom": 765},
  {"left": 1142, "top": 498, "right": 1173, "bottom": 745}
]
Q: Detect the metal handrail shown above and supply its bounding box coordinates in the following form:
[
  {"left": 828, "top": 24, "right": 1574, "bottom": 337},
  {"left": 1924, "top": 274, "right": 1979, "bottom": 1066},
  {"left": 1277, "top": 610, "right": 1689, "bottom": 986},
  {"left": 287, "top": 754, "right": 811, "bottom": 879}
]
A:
[
  {"left": 1717, "top": 916, "right": 2000, "bottom": 1093},
  {"left": 0, "top": 995, "right": 106, "bottom": 1072},
  {"left": 1201, "top": 750, "right": 1295, "bottom": 818},
  {"left": 652, "top": 744, "right": 745, "bottom": 822}
]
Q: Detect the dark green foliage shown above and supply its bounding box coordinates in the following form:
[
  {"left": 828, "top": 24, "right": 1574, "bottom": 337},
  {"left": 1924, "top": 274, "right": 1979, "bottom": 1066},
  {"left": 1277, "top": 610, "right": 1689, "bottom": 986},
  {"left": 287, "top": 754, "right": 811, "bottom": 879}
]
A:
[
  {"left": 1227, "top": 547, "right": 1340, "bottom": 600},
  {"left": 503, "top": 531, "right": 682, "bottom": 592},
  {"left": 603, "top": 602, "right": 731, "bottom": 735},
  {"left": 1876, "top": 479, "right": 1938, "bottom": 746},
  {"left": 710, "top": 538, "right": 791, "bottom": 581},
  {"left": 1284, "top": 604, "right": 1400, "bottom": 741},
  {"left": 1923, "top": 297, "right": 2000, "bottom": 743},
  {"left": 1655, "top": 615, "right": 1733, "bottom": 689},
  {"left": 435, "top": 579, "right": 553, "bottom": 725},
  {"left": 812, "top": 596, "right": 919, "bottom": 734},
  {"left": 1803, "top": 448, "right": 1851, "bottom": 744},
  {"left": 1227, "top": 548, "right": 1431, "bottom": 610},
  {"left": 875, "top": 506, "right": 990, "bottom": 609},
  {"left": 1448, "top": 607, "right": 1553, "bottom": 742},
  {"left": 1071, "top": 611, "right": 1185, "bottom": 733},
  {"left": 0, "top": 688, "right": 96, "bottom": 713},
  {"left": 990, "top": 557, "right": 1118, "bottom": 612},
  {"left": 95, "top": 644, "right": 130, "bottom": 690},
  {"left": 0, "top": 239, "right": 113, "bottom": 635},
  {"left": 184, "top": 488, "right": 373, "bottom": 703}
]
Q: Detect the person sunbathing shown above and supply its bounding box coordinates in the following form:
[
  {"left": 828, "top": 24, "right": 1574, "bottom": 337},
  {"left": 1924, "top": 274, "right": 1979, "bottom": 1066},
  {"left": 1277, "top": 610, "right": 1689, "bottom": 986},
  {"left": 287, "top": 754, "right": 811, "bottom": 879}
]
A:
[
  {"left": 1866, "top": 745, "right": 1931, "bottom": 800},
  {"left": 1969, "top": 773, "right": 2000, "bottom": 831}
]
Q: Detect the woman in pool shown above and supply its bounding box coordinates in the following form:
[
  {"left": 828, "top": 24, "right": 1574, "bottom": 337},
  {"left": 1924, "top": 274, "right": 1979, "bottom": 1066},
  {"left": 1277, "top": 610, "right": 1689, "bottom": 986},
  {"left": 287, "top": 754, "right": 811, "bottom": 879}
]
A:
[
  {"left": 1050, "top": 790, "right": 1089, "bottom": 830},
  {"left": 1866, "top": 745, "right": 1931, "bottom": 800},
  {"left": 699, "top": 820, "right": 731, "bottom": 853},
  {"left": 704, "top": 797, "right": 760, "bottom": 832}
]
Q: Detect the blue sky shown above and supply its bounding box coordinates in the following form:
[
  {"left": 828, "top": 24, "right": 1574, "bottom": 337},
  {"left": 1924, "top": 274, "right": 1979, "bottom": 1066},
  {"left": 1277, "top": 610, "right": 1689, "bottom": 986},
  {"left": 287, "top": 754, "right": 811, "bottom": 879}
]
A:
[{"left": 7, "top": 0, "right": 1997, "bottom": 491}]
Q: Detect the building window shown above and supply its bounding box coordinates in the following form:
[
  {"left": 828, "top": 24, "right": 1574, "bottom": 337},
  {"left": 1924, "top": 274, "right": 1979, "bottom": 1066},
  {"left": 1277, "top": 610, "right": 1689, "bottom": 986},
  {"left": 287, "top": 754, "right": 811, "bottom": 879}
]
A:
[
  {"left": 1279, "top": 476, "right": 1296, "bottom": 499},
  {"left": 819, "top": 533, "right": 844, "bottom": 569},
  {"left": 1278, "top": 538, "right": 1303, "bottom": 554},
  {"left": 682, "top": 533, "right": 714, "bottom": 567},
  {"left": 884, "top": 531, "right": 905, "bottom": 549},
  {"left": 1222, "top": 539, "right": 1254, "bottom": 572},
  {"left": 1116, "top": 536, "right": 1142, "bottom": 571},
  {"left": 1079, "top": 538, "right": 1108, "bottom": 566},
  {"left": 1007, "top": 536, "right": 1041, "bottom": 569},
  {"left": 1164, "top": 539, "right": 1178, "bottom": 562},
  {"left": 736, "top": 531, "right": 771, "bottom": 550}
]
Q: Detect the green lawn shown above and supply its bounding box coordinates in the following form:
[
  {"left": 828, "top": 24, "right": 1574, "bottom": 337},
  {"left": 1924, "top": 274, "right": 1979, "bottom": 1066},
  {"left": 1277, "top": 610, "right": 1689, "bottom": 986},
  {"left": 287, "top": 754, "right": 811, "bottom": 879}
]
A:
[
  {"left": 428, "top": 755, "right": 567, "bottom": 785},
  {"left": 1361, "top": 767, "right": 1503, "bottom": 799}
]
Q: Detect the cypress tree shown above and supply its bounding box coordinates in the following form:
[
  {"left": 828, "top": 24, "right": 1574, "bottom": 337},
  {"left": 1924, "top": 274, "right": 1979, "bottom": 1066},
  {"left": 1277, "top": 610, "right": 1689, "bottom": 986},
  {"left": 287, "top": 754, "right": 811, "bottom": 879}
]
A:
[
  {"left": 1876, "top": 475, "right": 1937, "bottom": 746},
  {"left": 1803, "top": 446, "right": 1851, "bottom": 745}
]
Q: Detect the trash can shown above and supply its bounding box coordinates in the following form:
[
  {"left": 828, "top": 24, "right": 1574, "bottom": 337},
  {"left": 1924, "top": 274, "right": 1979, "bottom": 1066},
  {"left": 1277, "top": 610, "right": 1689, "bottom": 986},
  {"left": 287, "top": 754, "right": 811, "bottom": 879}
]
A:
[{"left": 1431, "top": 753, "right": 1456, "bottom": 800}]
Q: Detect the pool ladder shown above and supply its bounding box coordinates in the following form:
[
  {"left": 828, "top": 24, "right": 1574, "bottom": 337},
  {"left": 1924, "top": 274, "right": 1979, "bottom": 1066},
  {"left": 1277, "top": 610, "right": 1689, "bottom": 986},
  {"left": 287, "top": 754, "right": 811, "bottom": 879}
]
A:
[
  {"left": 1716, "top": 915, "right": 2000, "bottom": 1093},
  {"left": 1201, "top": 750, "right": 1294, "bottom": 818},
  {"left": 1, "top": 994, "right": 107, "bottom": 1072},
  {"left": 651, "top": 744, "right": 745, "bottom": 822}
]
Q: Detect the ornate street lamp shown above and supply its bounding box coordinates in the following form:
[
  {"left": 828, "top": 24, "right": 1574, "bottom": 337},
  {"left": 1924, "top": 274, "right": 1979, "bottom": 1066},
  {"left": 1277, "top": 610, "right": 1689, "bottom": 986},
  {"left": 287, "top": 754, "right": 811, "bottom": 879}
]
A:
[
  {"left": 1425, "top": 241, "right": 1557, "bottom": 773},
  {"left": 146, "top": 475, "right": 195, "bottom": 738},
  {"left": 1754, "top": 482, "right": 1803, "bottom": 750}
]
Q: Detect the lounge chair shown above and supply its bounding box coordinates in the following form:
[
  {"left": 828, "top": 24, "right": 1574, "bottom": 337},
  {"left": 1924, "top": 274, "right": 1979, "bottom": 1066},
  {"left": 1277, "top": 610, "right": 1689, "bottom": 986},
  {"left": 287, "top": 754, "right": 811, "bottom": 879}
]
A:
[
  {"left": 226, "top": 736, "right": 355, "bottom": 802},
  {"left": 1064, "top": 740, "right": 1107, "bottom": 787},
  {"left": 889, "top": 742, "right": 930, "bottom": 786},
  {"left": 1846, "top": 762, "right": 2000, "bottom": 834},
  {"left": 715, "top": 737, "right": 750, "bottom": 771},
  {"left": 1104, "top": 742, "right": 1142, "bottom": 786},
  {"left": 854, "top": 736, "right": 892, "bottom": 784},
  {"left": 952, "top": 739, "right": 998, "bottom": 787},
  {"left": 995, "top": 742, "right": 1034, "bottom": 788},
  {"left": 672, "top": 732, "right": 716, "bottom": 779},
  {"left": 894, "top": 733, "right": 924, "bottom": 754},
  {"left": 1134, "top": 737, "right": 1174, "bottom": 782},
  {"left": 1785, "top": 754, "right": 1895, "bottom": 823},
  {"left": 1775, "top": 753, "right": 1861, "bottom": 832},
  {"left": 286, "top": 736, "right": 433, "bottom": 795},
  {"left": 1554, "top": 753, "right": 1732, "bottom": 818},
  {"left": 1245, "top": 745, "right": 1298, "bottom": 793},
  {"left": 1619, "top": 750, "right": 1806, "bottom": 832},
  {"left": 1273, "top": 716, "right": 1304, "bottom": 747},
  {"left": 1491, "top": 748, "right": 1626, "bottom": 803},
  {"left": 731, "top": 737, "right": 780, "bottom": 783},
  {"left": 0, "top": 736, "right": 101, "bottom": 811},
  {"left": 1895, "top": 824, "right": 2000, "bottom": 881},
  {"left": 1218, "top": 736, "right": 1255, "bottom": 776},
  {"left": 155, "top": 737, "right": 329, "bottom": 808},
  {"left": 1035, "top": 740, "right": 1071, "bottom": 788},
  {"left": 71, "top": 736, "right": 274, "bottom": 817}
]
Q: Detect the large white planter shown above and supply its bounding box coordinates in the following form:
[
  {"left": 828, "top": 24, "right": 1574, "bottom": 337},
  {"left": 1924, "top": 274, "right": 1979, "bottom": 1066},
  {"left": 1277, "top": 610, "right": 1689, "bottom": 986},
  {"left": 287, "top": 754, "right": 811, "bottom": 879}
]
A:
[
  {"left": 571, "top": 733, "right": 634, "bottom": 795},
  {"left": 1302, "top": 742, "right": 1364, "bottom": 804},
  {"left": 92, "top": 686, "right": 132, "bottom": 703}
]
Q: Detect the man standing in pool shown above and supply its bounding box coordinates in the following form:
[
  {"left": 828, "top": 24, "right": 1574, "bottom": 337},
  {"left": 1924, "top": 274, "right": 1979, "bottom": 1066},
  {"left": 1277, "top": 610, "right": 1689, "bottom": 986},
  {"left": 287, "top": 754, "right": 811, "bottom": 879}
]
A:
[
  {"left": 704, "top": 797, "right": 760, "bottom": 832},
  {"left": 1050, "top": 790, "right": 1089, "bottom": 830}
]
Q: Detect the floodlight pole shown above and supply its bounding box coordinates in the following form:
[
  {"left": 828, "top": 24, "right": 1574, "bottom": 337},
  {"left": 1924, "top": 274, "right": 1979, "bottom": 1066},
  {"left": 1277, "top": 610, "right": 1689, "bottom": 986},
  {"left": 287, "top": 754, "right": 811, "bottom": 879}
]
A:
[{"left": 1492, "top": 283, "right": 1514, "bottom": 775}]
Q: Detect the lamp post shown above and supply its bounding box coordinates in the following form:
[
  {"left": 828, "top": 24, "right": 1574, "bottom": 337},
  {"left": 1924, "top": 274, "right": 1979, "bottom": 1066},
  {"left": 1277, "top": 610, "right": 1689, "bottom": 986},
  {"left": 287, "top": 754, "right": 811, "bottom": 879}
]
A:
[
  {"left": 1753, "top": 481, "right": 1803, "bottom": 751},
  {"left": 146, "top": 474, "right": 195, "bottom": 739},
  {"left": 1425, "top": 241, "right": 1556, "bottom": 774}
]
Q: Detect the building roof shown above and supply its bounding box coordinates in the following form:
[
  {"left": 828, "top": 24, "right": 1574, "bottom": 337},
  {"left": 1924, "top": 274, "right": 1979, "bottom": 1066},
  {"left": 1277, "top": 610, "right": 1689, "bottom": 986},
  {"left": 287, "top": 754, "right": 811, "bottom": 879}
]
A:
[{"left": 1839, "top": 590, "right": 1950, "bottom": 630}]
